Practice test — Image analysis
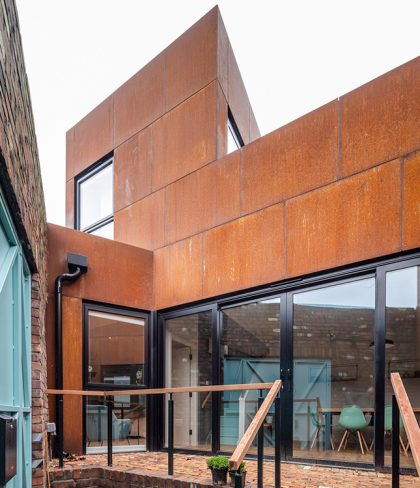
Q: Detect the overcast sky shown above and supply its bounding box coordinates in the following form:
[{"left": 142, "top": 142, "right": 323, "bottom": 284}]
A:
[{"left": 15, "top": 0, "right": 419, "bottom": 226}]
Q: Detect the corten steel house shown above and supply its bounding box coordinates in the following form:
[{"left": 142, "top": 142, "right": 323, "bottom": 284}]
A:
[
  {"left": 1, "top": 4, "right": 418, "bottom": 487},
  {"left": 46, "top": 6, "right": 420, "bottom": 476},
  {"left": 1, "top": 2, "right": 420, "bottom": 488}
]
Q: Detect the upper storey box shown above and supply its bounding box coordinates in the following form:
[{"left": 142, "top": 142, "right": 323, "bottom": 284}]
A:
[{"left": 65, "top": 7, "right": 259, "bottom": 239}]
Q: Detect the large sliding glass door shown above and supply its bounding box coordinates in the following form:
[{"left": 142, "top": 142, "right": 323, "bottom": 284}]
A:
[
  {"left": 159, "top": 254, "right": 420, "bottom": 472},
  {"left": 383, "top": 263, "right": 420, "bottom": 469},
  {"left": 220, "top": 298, "right": 281, "bottom": 453},
  {"left": 291, "top": 277, "right": 375, "bottom": 464}
]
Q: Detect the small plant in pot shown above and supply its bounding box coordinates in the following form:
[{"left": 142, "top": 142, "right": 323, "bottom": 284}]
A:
[
  {"left": 229, "top": 461, "right": 247, "bottom": 487},
  {"left": 207, "top": 455, "right": 230, "bottom": 485}
]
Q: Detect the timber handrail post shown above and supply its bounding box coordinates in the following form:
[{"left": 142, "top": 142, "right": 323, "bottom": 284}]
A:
[
  {"left": 390, "top": 372, "right": 420, "bottom": 476},
  {"left": 229, "top": 379, "right": 282, "bottom": 474}
]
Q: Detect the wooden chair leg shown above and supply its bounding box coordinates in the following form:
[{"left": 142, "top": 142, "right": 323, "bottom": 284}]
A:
[
  {"left": 399, "top": 436, "right": 408, "bottom": 456},
  {"left": 360, "top": 432, "right": 369, "bottom": 452},
  {"left": 330, "top": 432, "right": 335, "bottom": 450},
  {"left": 337, "top": 430, "right": 348, "bottom": 452},
  {"left": 369, "top": 438, "right": 374, "bottom": 451},
  {"left": 344, "top": 431, "right": 349, "bottom": 450},
  {"left": 357, "top": 431, "right": 365, "bottom": 455},
  {"left": 310, "top": 427, "right": 320, "bottom": 449}
]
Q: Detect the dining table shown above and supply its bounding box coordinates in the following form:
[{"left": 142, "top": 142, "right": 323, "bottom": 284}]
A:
[{"left": 318, "top": 407, "right": 420, "bottom": 451}]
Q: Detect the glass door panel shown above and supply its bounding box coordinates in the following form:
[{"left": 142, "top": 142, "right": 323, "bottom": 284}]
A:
[
  {"left": 165, "top": 311, "right": 213, "bottom": 450},
  {"left": 221, "top": 298, "right": 281, "bottom": 453},
  {"left": 292, "top": 278, "right": 375, "bottom": 464},
  {"left": 384, "top": 265, "right": 420, "bottom": 469}
]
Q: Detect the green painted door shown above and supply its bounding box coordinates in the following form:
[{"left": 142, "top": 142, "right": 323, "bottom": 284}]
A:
[{"left": 0, "top": 191, "right": 31, "bottom": 487}]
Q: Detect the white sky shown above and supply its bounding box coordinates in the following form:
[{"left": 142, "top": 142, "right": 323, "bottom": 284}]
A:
[{"left": 15, "top": 0, "right": 420, "bottom": 226}]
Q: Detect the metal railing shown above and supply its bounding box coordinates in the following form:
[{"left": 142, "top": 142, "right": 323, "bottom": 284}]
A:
[
  {"left": 47, "top": 380, "right": 282, "bottom": 487},
  {"left": 390, "top": 372, "right": 420, "bottom": 488}
]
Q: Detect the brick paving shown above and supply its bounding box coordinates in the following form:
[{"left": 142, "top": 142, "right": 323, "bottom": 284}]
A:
[{"left": 49, "top": 451, "right": 420, "bottom": 487}]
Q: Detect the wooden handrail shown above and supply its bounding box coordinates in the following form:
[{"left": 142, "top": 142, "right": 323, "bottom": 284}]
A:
[
  {"left": 390, "top": 372, "right": 420, "bottom": 474},
  {"left": 46, "top": 382, "right": 274, "bottom": 398},
  {"left": 229, "top": 379, "right": 282, "bottom": 471}
]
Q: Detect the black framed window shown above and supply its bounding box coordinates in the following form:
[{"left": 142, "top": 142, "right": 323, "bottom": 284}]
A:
[
  {"left": 84, "top": 303, "right": 148, "bottom": 388},
  {"left": 83, "top": 303, "right": 149, "bottom": 453},
  {"left": 227, "top": 109, "right": 244, "bottom": 154},
  {"left": 75, "top": 155, "right": 114, "bottom": 237}
]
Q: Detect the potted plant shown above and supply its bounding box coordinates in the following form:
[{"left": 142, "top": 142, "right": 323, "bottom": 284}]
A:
[
  {"left": 207, "top": 455, "right": 230, "bottom": 485},
  {"left": 229, "top": 461, "right": 247, "bottom": 487}
]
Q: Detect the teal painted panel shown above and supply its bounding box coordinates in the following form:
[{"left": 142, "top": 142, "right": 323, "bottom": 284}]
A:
[
  {"left": 0, "top": 269, "right": 14, "bottom": 404},
  {"left": 0, "top": 191, "right": 31, "bottom": 487},
  {"left": 0, "top": 221, "right": 9, "bottom": 269},
  {"left": 221, "top": 358, "right": 280, "bottom": 446}
]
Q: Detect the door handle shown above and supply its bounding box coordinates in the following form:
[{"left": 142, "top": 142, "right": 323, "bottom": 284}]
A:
[
  {"left": 280, "top": 369, "right": 285, "bottom": 389},
  {"left": 280, "top": 369, "right": 292, "bottom": 392}
]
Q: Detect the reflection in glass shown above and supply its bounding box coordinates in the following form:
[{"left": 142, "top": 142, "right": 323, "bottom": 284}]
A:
[
  {"left": 90, "top": 221, "right": 114, "bottom": 239},
  {"left": 221, "top": 298, "right": 280, "bottom": 452},
  {"left": 79, "top": 162, "right": 113, "bottom": 230},
  {"left": 385, "top": 266, "right": 420, "bottom": 468},
  {"left": 293, "top": 278, "right": 375, "bottom": 463},
  {"left": 86, "top": 395, "right": 146, "bottom": 453},
  {"left": 165, "top": 311, "right": 212, "bottom": 450},
  {"left": 88, "top": 311, "right": 145, "bottom": 386},
  {"left": 227, "top": 118, "right": 241, "bottom": 154}
]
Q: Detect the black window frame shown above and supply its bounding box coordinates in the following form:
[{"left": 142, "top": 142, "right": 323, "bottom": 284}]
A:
[
  {"left": 74, "top": 153, "right": 114, "bottom": 235},
  {"left": 227, "top": 108, "right": 244, "bottom": 152},
  {"left": 155, "top": 249, "right": 420, "bottom": 474},
  {"left": 82, "top": 301, "right": 150, "bottom": 390}
]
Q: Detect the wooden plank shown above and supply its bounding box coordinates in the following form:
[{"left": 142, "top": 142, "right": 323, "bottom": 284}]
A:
[
  {"left": 46, "top": 382, "right": 273, "bottom": 397},
  {"left": 47, "top": 389, "right": 106, "bottom": 397},
  {"left": 391, "top": 372, "right": 420, "bottom": 475},
  {"left": 229, "top": 379, "right": 282, "bottom": 471}
]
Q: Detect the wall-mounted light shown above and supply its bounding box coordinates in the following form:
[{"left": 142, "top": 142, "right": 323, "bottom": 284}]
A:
[{"left": 369, "top": 338, "right": 395, "bottom": 349}]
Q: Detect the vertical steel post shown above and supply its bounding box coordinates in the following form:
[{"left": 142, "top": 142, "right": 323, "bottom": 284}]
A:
[
  {"left": 107, "top": 397, "right": 113, "bottom": 467},
  {"left": 168, "top": 393, "right": 174, "bottom": 475},
  {"left": 257, "top": 390, "right": 264, "bottom": 488},
  {"left": 392, "top": 395, "right": 399, "bottom": 488},
  {"left": 58, "top": 394, "right": 64, "bottom": 468},
  {"left": 274, "top": 394, "right": 281, "bottom": 488}
]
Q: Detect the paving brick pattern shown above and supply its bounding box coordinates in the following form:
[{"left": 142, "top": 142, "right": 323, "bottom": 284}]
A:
[{"left": 49, "top": 452, "right": 420, "bottom": 487}]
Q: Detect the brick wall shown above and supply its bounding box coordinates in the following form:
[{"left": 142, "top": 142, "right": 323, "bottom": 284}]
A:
[{"left": 0, "top": 1, "right": 48, "bottom": 486}]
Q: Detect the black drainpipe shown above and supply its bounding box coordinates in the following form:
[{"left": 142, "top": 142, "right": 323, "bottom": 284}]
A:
[{"left": 55, "top": 253, "right": 88, "bottom": 466}]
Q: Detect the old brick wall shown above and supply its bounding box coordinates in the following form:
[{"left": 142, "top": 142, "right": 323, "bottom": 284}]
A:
[{"left": 0, "top": 1, "right": 48, "bottom": 486}]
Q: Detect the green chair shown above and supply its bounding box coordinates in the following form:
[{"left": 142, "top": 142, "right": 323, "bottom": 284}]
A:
[
  {"left": 337, "top": 406, "right": 369, "bottom": 454},
  {"left": 309, "top": 412, "right": 335, "bottom": 450}
]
